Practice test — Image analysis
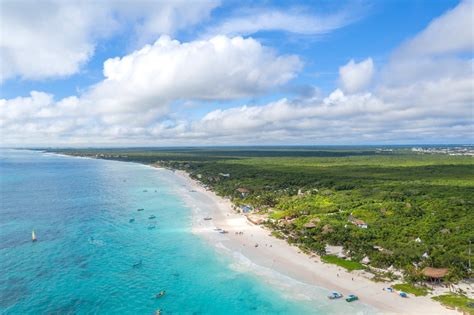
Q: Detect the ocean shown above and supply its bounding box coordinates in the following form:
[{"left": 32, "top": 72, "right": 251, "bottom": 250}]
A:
[{"left": 0, "top": 149, "right": 371, "bottom": 314}]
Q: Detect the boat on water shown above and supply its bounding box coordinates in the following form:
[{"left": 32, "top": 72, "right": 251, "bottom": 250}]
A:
[
  {"left": 203, "top": 217, "right": 212, "bottom": 220},
  {"left": 149, "top": 215, "right": 156, "bottom": 219},
  {"left": 137, "top": 208, "right": 144, "bottom": 211},
  {"left": 129, "top": 218, "right": 135, "bottom": 223},
  {"left": 147, "top": 224, "right": 156, "bottom": 230},
  {"left": 345, "top": 294, "right": 359, "bottom": 302},
  {"left": 132, "top": 260, "right": 142, "bottom": 268},
  {"left": 328, "top": 291, "right": 343, "bottom": 299},
  {"left": 32, "top": 230, "right": 37, "bottom": 242}
]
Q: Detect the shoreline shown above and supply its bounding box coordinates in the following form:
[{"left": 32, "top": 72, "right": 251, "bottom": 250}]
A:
[
  {"left": 166, "top": 168, "right": 457, "bottom": 315},
  {"left": 45, "top": 152, "right": 458, "bottom": 314}
]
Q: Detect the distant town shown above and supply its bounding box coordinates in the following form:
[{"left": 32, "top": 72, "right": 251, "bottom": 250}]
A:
[{"left": 411, "top": 146, "right": 474, "bottom": 156}]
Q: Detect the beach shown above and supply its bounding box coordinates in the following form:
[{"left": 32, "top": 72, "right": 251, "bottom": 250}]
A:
[{"left": 168, "top": 169, "right": 457, "bottom": 315}]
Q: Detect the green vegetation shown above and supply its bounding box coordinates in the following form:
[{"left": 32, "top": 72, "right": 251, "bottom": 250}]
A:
[
  {"left": 321, "top": 255, "right": 365, "bottom": 271},
  {"left": 432, "top": 294, "right": 474, "bottom": 314},
  {"left": 392, "top": 283, "right": 430, "bottom": 296},
  {"left": 49, "top": 146, "right": 474, "bottom": 282}
]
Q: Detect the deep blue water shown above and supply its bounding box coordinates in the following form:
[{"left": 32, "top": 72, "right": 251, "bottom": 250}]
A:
[{"left": 0, "top": 149, "right": 323, "bottom": 314}]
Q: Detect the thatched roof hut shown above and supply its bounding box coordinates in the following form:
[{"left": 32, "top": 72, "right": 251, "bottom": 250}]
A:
[
  {"left": 422, "top": 267, "right": 449, "bottom": 279},
  {"left": 303, "top": 222, "right": 317, "bottom": 229},
  {"left": 322, "top": 224, "right": 334, "bottom": 234}
]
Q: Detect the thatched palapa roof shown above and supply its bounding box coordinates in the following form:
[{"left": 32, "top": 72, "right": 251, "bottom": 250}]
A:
[
  {"left": 422, "top": 267, "right": 449, "bottom": 278},
  {"left": 303, "top": 222, "right": 317, "bottom": 229}
]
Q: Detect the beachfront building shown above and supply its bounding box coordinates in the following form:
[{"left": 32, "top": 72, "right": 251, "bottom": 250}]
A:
[
  {"left": 236, "top": 187, "right": 250, "bottom": 197},
  {"left": 348, "top": 214, "right": 368, "bottom": 228},
  {"left": 422, "top": 267, "right": 449, "bottom": 284}
]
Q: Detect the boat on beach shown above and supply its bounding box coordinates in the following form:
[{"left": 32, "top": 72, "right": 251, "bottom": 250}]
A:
[
  {"left": 328, "top": 291, "right": 343, "bottom": 299},
  {"left": 345, "top": 294, "right": 359, "bottom": 302},
  {"left": 203, "top": 217, "right": 212, "bottom": 220}
]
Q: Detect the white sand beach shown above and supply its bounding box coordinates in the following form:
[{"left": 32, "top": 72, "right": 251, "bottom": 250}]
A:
[{"left": 167, "top": 169, "right": 457, "bottom": 315}]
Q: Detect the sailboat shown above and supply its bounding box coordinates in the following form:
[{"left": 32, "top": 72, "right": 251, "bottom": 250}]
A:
[{"left": 32, "top": 230, "right": 37, "bottom": 242}]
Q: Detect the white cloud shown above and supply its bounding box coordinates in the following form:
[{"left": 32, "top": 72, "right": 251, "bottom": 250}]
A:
[
  {"left": 111, "top": 0, "right": 220, "bottom": 46},
  {"left": 383, "top": 1, "right": 474, "bottom": 86},
  {"left": 0, "top": 0, "right": 219, "bottom": 82},
  {"left": 203, "top": 7, "right": 364, "bottom": 37},
  {"left": 0, "top": 35, "right": 302, "bottom": 143},
  {"left": 339, "top": 58, "right": 374, "bottom": 93},
  {"left": 0, "top": 1, "right": 112, "bottom": 81},
  {"left": 394, "top": 0, "right": 474, "bottom": 58},
  {"left": 84, "top": 35, "right": 301, "bottom": 120}
]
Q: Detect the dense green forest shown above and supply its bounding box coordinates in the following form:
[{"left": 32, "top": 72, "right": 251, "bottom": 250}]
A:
[{"left": 49, "top": 147, "right": 474, "bottom": 282}]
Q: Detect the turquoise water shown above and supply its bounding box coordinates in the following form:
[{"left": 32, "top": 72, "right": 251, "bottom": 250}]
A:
[{"left": 0, "top": 149, "right": 323, "bottom": 314}]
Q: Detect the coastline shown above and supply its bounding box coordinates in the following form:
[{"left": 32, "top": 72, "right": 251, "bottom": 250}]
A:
[
  {"left": 166, "top": 168, "right": 457, "bottom": 315},
  {"left": 44, "top": 152, "right": 458, "bottom": 314}
]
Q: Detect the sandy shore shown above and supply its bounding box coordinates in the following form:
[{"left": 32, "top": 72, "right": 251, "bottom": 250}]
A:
[{"left": 166, "top": 169, "right": 456, "bottom": 315}]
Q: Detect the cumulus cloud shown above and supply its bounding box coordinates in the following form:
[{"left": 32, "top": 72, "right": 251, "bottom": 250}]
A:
[
  {"left": 339, "top": 58, "right": 374, "bottom": 93},
  {"left": 0, "top": 35, "right": 301, "bottom": 143},
  {"left": 83, "top": 35, "right": 301, "bottom": 120},
  {"left": 203, "top": 7, "right": 364, "bottom": 37},
  {"left": 383, "top": 0, "right": 473, "bottom": 86},
  {"left": 394, "top": 0, "right": 474, "bottom": 58},
  {"left": 0, "top": 1, "right": 111, "bottom": 81},
  {"left": 0, "top": 0, "right": 219, "bottom": 82}
]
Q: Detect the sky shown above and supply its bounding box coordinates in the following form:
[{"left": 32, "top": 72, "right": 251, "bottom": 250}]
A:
[{"left": 0, "top": 0, "right": 473, "bottom": 147}]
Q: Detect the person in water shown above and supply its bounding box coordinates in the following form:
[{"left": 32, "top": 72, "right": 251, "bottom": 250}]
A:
[{"left": 155, "top": 290, "right": 166, "bottom": 298}]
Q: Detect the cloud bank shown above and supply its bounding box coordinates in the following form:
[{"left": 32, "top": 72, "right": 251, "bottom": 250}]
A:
[{"left": 0, "top": 0, "right": 472, "bottom": 146}]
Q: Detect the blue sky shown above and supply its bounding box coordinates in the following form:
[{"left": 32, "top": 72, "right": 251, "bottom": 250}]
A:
[{"left": 0, "top": 0, "right": 472, "bottom": 146}]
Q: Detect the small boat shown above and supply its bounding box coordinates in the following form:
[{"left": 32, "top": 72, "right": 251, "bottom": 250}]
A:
[
  {"left": 345, "top": 294, "right": 359, "bottom": 302},
  {"left": 219, "top": 230, "right": 229, "bottom": 234},
  {"left": 32, "top": 230, "right": 37, "bottom": 242},
  {"left": 149, "top": 215, "right": 156, "bottom": 219},
  {"left": 143, "top": 190, "right": 148, "bottom": 192},
  {"left": 132, "top": 260, "right": 142, "bottom": 268},
  {"left": 328, "top": 291, "right": 343, "bottom": 299},
  {"left": 147, "top": 224, "right": 156, "bottom": 230},
  {"left": 155, "top": 290, "right": 166, "bottom": 298},
  {"left": 399, "top": 292, "right": 408, "bottom": 298},
  {"left": 129, "top": 218, "right": 135, "bottom": 223},
  {"left": 386, "top": 287, "right": 394, "bottom": 293},
  {"left": 155, "top": 309, "right": 161, "bottom": 315},
  {"left": 137, "top": 208, "right": 144, "bottom": 211},
  {"left": 203, "top": 217, "right": 212, "bottom": 220},
  {"left": 214, "top": 228, "right": 222, "bottom": 231}
]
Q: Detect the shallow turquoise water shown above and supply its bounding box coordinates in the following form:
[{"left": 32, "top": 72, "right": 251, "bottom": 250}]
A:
[{"left": 0, "top": 149, "right": 324, "bottom": 314}]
